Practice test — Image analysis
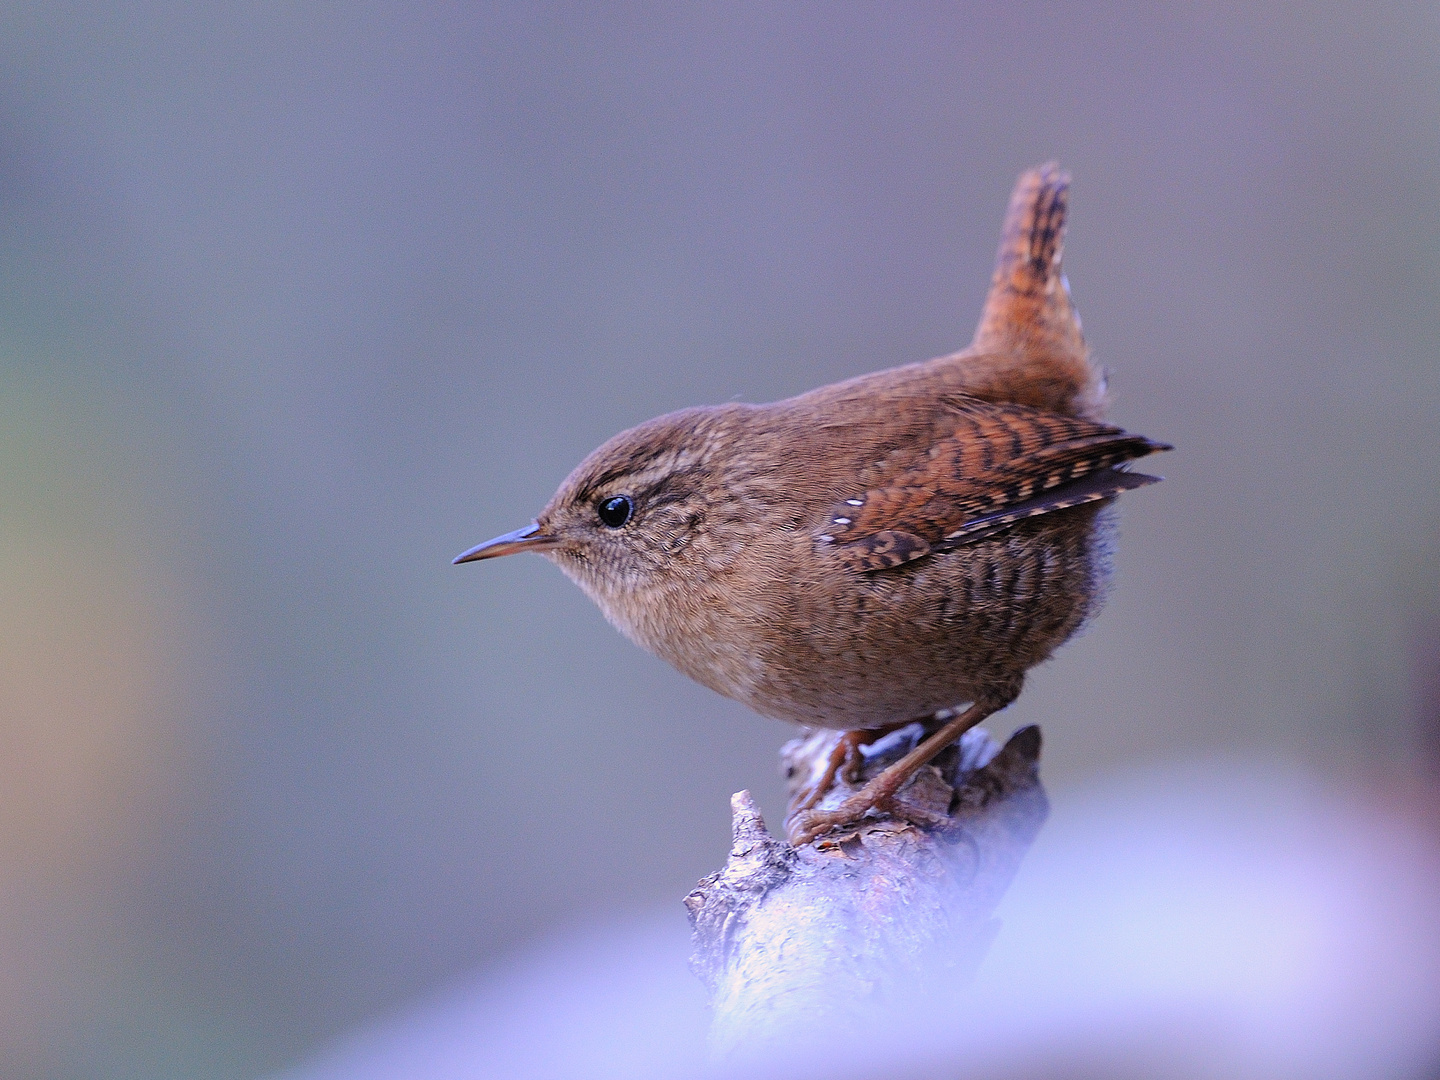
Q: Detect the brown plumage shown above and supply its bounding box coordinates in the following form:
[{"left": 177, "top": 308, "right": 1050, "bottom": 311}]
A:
[{"left": 456, "top": 164, "right": 1170, "bottom": 844}]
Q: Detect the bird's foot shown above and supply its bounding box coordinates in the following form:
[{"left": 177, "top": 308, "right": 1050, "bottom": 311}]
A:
[
  {"left": 786, "top": 793, "right": 953, "bottom": 846},
  {"left": 785, "top": 694, "right": 1015, "bottom": 847}
]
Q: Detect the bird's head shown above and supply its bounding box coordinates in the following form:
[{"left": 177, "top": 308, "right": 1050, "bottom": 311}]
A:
[{"left": 454, "top": 404, "right": 761, "bottom": 623}]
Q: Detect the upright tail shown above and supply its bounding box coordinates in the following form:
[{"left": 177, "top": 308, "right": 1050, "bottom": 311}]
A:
[{"left": 960, "top": 164, "right": 1106, "bottom": 420}]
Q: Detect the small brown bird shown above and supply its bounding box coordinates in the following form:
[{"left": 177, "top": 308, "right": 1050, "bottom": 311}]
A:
[{"left": 456, "top": 164, "right": 1169, "bottom": 844}]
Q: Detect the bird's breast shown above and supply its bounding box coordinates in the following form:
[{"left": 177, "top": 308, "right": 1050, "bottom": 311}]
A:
[{"left": 668, "top": 504, "right": 1116, "bottom": 728}]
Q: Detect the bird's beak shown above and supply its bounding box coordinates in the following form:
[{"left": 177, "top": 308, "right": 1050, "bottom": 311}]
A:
[{"left": 452, "top": 522, "right": 557, "bottom": 564}]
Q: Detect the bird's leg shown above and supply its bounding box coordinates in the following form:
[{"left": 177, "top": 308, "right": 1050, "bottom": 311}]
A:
[
  {"left": 788, "top": 720, "right": 915, "bottom": 818},
  {"left": 789, "top": 732, "right": 862, "bottom": 817},
  {"left": 787, "top": 687, "right": 1020, "bottom": 846}
]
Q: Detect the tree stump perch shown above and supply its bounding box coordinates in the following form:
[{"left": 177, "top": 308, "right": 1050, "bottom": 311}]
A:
[{"left": 684, "top": 724, "right": 1048, "bottom": 1057}]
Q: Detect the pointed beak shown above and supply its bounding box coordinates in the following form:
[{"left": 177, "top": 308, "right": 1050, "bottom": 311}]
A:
[{"left": 452, "top": 522, "right": 557, "bottom": 564}]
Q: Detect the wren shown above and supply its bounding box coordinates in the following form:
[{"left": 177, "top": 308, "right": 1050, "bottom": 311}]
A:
[{"left": 455, "top": 164, "right": 1169, "bottom": 845}]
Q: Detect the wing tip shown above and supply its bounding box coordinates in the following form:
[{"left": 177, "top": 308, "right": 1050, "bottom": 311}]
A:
[{"left": 1119, "top": 469, "right": 1164, "bottom": 487}]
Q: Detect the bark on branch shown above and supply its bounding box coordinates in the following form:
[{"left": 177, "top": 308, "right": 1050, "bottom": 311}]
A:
[{"left": 684, "top": 723, "right": 1047, "bottom": 1057}]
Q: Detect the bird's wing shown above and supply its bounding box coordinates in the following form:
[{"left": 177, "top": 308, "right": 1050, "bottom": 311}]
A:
[{"left": 819, "top": 399, "right": 1169, "bottom": 573}]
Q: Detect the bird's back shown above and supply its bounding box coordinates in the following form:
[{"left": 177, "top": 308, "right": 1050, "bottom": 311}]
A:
[{"left": 691, "top": 166, "right": 1146, "bottom": 728}]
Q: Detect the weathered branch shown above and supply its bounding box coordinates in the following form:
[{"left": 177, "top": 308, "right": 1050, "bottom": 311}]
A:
[{"left": 684, "top": 723, "right": 1047, "bottom": 1057}]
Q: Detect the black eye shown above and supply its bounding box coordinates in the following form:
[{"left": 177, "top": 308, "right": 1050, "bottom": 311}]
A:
[{"left": 597, "top": 495, "right": 633, "bottom": 528}]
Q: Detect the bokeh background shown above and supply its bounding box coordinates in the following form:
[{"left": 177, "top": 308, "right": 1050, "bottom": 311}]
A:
[{"left": 1, "top": 3, "right": 1437, "bottom": 1077}]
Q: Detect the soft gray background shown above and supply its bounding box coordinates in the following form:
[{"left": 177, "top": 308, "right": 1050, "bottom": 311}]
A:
[{"left": 0, "top": 3, "right": 1436, "bottom": 1078}]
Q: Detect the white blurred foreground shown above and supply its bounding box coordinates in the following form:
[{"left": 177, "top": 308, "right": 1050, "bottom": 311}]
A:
[{"left": 279, "top": 760, "right": 1440, "bottom": 1080}]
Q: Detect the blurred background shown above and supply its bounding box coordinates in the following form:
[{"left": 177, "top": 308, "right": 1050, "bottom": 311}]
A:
[{"left": 0, "top": 3, "right": 1437, "bottom": 1077}]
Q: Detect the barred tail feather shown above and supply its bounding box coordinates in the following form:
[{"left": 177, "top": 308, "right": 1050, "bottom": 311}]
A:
[{"left": 961, "top": 163, "right": 1106, "bottom": 421}]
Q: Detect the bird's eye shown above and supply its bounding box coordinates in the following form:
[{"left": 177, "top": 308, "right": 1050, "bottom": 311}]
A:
[{"left": 597, "top": 495, "right": 633, "bottom": 528}]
